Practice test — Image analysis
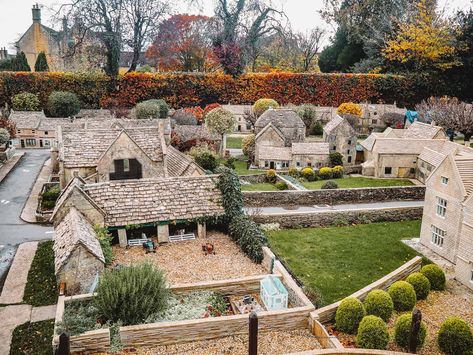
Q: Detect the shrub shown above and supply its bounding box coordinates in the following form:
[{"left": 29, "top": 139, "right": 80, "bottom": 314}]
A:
[
  {"left": 310, "top": 121, "right": 324, "bottom": 136},
  {"left": 94, "top": 263, "right": 170, "bottom": 325},
  {"left": 136, "top": 64, "right": 155, "bottom": 73},
  {"left": 34, "top": 52, "right": 49, "bottom": 72},
  {"left": 135, "top": 99, "right": 168, "bottom": 119},
  {"left": 420, "top": 264, "right": 446, "bottom": 291},
  {"left": 356, "top": 315, "right": 389, "bottom": 350},
  {"left": 363, "top": 290, "right": 394, "bottom": 322},
  {"left": 332, "top": 165, "right": 344, "bottom": 178},
  {"left": 253, "top": 98, "right": 279, "bottom": 117},
  {"left": 242, "top": 134, "right": 255, "bottom": 158},
  {"left": 266, "top": 169, "right": 276, "bottom": 183},
  {"left": 288, "top": 167, "right": 298, "bottom": 177},
  {"left": 329, "top": 152, "right": 344, "bottom": 167},
  {"left": 194, "top": 152, "right": 218, "bottom": 171},
  {"left": 41, "top": 185, "right": 60, "bottom": 210},
  {"left": 173, "top": 109, "right": 198, "bottom": 125},
  {"left": 437, "top": 316, "right": 473, "bottom": 355},
  {"left": 295, "top": 104, "right": 317, "bottom": 132},
  {"left": 319, "top": 167, "right": 333, "bottom": 180},
  {"left": 301, "top": 167, "right": 316, "bottom": 181},
  {"left": 0, "top": 128, "right": 10, "bottom": 146},
  {"left": 394, "top": 313, "right": 427, "bottom": 350},
  {"left": 12, "top": 92, "right": 41, "bottom": 111},
  {"left": 203, "top": 103, "right": 221, "bottom": 118},
  {"left": 335, "top": 297, "right": 366, "bottom": 334},
  {"left": 338, "top": 102, "right": 362, "bottom": 117},
  {"left": 47, "top": 91, "right": 81, "bottom": 117},
  {"left": 406, "top": 272, "right": 431, "bottom": 300},
  {"left": 229, "top": 214, "right": 267, "bottom": 263},
  {"left": 95, "top": 226, "right": 113, "bottom": 265},
  {"left": 275, "top": 181, "right": 288, "bottom": 190},
  {"left": 321, "top": 180, "right": 338, "bottom": 189},
  {"left": 224, "top": 157, "right": 236, "bottom": 170},
  {"left": 215, "top": 166, "right": 244, "bottom": 221},
  {"left": 388, "top": 281, "right": 417, "bottom": 311}
]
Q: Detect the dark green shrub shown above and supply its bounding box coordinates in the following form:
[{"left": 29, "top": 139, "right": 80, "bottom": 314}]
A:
[
  {"left": 275, "top": 181, "right": 288, "bottom": 190},
  {"left": 95, "top": 226, "right": 113, "bottom": 265},
  {"left": 41, "top": 185, "right": 61, "bottom": 210},
  {"left": 34, "top": 52, "right": 49, "bottom": 72},
  {"left": 394, "top": 313, "right": 427, "bottom": 350},
  {"left": 194, "top": 152, "right": 218, "bottom": 171},
  {"left": 420, "top": 264, "right": 446, "bottom": 291},
  {"left": 335, "top": 297, "right": 366, "bottom": 334},
  {"left": 229, "top": 215, "right": 267, "bottom": 263},
  {"left": 94, "top": 263, "right": 170, "bottom": 325},
  {"left": 224, "top": 157, "right": 236, "bottom": 170},
  {"left": 388, "top": 281, "right": 417, "bottom": 311},
  {"left": 310, "top": 121, "right": 324, "bottom": 136},
  {"left": 12, "top": 92, "right": 41, "bottom": 111},
  {"left": 406, "top": 272, "right": 431, "bottom": 300},
  {"left": 295, "top": 104, "right": 317, "bottom": 132},
  {"left": 356, "top": 315, "right": 389, "bottom": 350},
  {"left": 266, "top": 169, "right": 276, "bottom": 183},
  {"left": 11, "top": 51, "right": 31, "bottom": 71},
  {"left": 363, "top": 289, "right": 394, "bottom": 322},
  {"left": 329, "top": 152, "right": 344, "bottom": 167},
  {"left": 135, "top": 99, "right": 169, "bottom": 119},
  {"left": 47, "top": 91, "right": 81, "bottom": 117},
  {"left": 215, "top": 166, "right": 243, "bottom": 221},
  {"left": 437, "top": 316, "right": 473, "bottom": 355},
  {"left": 321, "top": 180, "right": 338, "bottom": 189},
  {"left": 0, "top": 128, "right": 10, "bottom": 146}
]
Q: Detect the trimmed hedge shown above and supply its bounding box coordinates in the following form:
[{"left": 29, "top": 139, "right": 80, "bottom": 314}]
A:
[
  {"left": 335, "top": 297, "right": 366, "bottom": 334},
  {"left": 229, "top": 214, "right": 268, "bottom": 263},
  {"left": 356, "top": 315, "right": 389, "bottom": 350},
  {"left": 0, "top": 72, "right": 422, "bottom": 109},
  {"left": 388, "top": 281, "right": 417, "bottom": 311},
  {"left": 394, "top": 313, "right": 427, "bottom": 350},
  {"left": 406, "top": 272, "right": 431, "bottom": 300},
  {"left": 437, "top": 316, "right": 473, "bottom": 355},
  {"left": 363, "top": 289, "right": 394, "bottom": 322},
  {"left": 420, "top": 264, "right": 446, "bottom": 291}
]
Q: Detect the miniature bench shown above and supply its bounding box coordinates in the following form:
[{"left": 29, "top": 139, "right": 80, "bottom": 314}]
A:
[
  {"left": 169, "top": 233, "right": 195, "bottom": 243},
  {"left": 127, "top": 238, "right": 149, "bottom": 247}
]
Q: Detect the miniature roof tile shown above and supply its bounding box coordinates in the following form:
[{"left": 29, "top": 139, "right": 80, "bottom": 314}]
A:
[
  {"left": 81, "top": 176, "right": 224, "bottom": 226},
  {"left": 455, "top": 156, "right": 473, "bottom": 196},
  {"left": 322, "top": 115, "right": 345, "bottom": 135},
  {"left": 9, "top": 111, "right": 46, "bottom": 129},
  {"left": 258, "top": 147, "right": 292, "bottom": 161},
  {"left": 403, "top": 122, "right": 444, "bottom": 139},
  {"left": 165, "top": 146, "right": 204, "bottom": 177},
  {"left": 292, "top": 142, "right": 330, "bottom": 155},
  {"left": 374, "top": 138, "right": 446, "bottom": 155},
  {"left": 53, "top": 207, "right": 105, "bottom": 274},
  {"left": 221, "top": 105, "right": 252, "bottom": 115},
  {"left": 255, "top": 109, "right": 305, "bottom": 130},
  {"left": 173, "top": 125, "right": 221, "bottom": 142}
]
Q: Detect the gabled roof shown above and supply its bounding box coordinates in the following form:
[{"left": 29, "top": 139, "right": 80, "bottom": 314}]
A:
[
  {"left": 292, "top": 142, "right": 330, "bottom": 155},
  {"left": 403, "top": 122, "right": 445, "bottom": 139},
  {"left": 258, "top": 147, "right": 292, "bottom": 161},
  {"left": 53, "top": 207, "right": 105, "bottom": 274},
  {"left": 454, "top": 156, "right": 473, "bottom": 196},
  {"left": 165, "top": 146, "right": 204, "bottom": 177},
  {"left": 255, "top": 109, "right": 305, "bottom": 131},
  {"left": 373, "top": 138, "right": 446, "bottom": 155},
  {"left": 255, "top": 122, "right": 286, "bottom": 142},
  {"left": 323, "top": 115, "right": 344, "bottom": 135},
  {"left": 9, "top": 111, "right": 45, "bottom": 129},
  {"left": 221, "top": 105, "right": 252, "bottom": 115},
  {"left": 173, "top": 125, "right": 221, "bottom": 142}
]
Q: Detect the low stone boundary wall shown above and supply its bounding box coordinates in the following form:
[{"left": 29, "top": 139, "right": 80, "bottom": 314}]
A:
[
  {"left": 252, "top": 206, "right": 423, "bottom": 229},
  {"left": 312, "top": 256, "right": 422, "bottom": 325},
  {"left": 289, "top": 349, "right": 412, "bottom": 355},
  {"left": 243, "top": 186, "right": 425, "bottom": 207},
  {"left": 240, "top": 173, "right": 266, "bottom": 184},
  {"left": 0, "top": 147, "right": 16, "bottom": 161}
]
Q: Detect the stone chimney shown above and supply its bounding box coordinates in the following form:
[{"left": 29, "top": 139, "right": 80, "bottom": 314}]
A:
[{"left": 32, "top": 4, "right": 41, "bottom": 23}]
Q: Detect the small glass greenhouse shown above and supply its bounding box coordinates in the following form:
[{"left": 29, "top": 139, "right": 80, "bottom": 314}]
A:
[{"left": 260, "top": 275, "right": 288, "bottom": 311}]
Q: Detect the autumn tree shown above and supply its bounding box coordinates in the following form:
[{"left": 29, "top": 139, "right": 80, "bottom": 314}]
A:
[
  {"left": 205, "top": 108, "right": 236, "bottom": 156},
  {"left": 295, "top": 28, "right": 326, "bottom": 72},
  {"left": 383, "top": 0, "right": 459, "bottom": 72},
  {"left": 146, "top": 14, "right": 215, "bottom": 72}
]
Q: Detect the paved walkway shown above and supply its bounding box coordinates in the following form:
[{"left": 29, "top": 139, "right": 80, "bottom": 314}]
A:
[
  {"left": 0, "top": 241, "right": 38, "bottom": 304},
  {"left": 0, "top": 152, "right": 24, "bottom": 183},
  {"left": 21, "top": 158, "right": 53, "bottom": 223}
]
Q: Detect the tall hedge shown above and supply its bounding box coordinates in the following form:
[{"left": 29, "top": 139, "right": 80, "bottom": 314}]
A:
[{"left": 0, "top": 72, "right": 425, "bottom": 109}]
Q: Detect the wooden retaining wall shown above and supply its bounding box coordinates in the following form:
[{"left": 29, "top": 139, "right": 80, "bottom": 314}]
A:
[
  {"left": 313, "top": 256, "right": 422, "bottom": 324},
  {"left": 289, "top": 349, "right": 413, "bottom": 355}
]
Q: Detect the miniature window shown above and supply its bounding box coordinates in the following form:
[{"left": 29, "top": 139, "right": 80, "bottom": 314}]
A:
[
  {"left": 123, "top": 158, "right": 130, "bottom": 172},
  {"left": 431, "top": 225, "right": 445, "bottom": 247},
  {"left": 296, "top": 161, "right": 301, "bottom": 167},
  {"left": 441, "top": 176, "right": 449, "bottom": 185},
  {"left": 470, "top": 269, "right": 473, "bottom": 283},
  {"left": 436, "top": 197, "right": 447, "bottom": 217},
  {"left": 17, "top": 130, "right": 21, "bottom": 134},
  {"left": 372, "top": 119, "right": 378, "bottom": 124},
  {"left": 32, "top": 130, "right": 35, "bottom": 133},
  {"left": 385, "top": 167, "right": 392, "bottom": 175},
  {"left": 265, "top": 161, "right": 269, "bottom": 168},
  {"left": 348, "top": 156, "right": 352, "bottom": 163},
  {"left": 348, "top": 140, "right": 352, "bottom": 145},
  {"left": 332, "top": 145, "right": 336, "bottom": 151},
  {"left": 347, "top": 149, "right": 350, "bottom": 155},
  {"left": 45, "top": 131, "right": 48, "bottom": 135}
]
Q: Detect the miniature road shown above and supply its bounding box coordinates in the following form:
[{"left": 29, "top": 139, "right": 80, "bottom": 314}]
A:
[
  {"left": 0, "top": 149, "right": 53, "bottom": 246},
  {"left": 245, "top": 200, "right": 424, "bottom": 215}
]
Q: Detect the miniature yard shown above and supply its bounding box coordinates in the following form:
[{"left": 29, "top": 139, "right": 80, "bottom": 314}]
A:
[
  {"left": 300, "top": 176, "right": 415, "bottom": 190},
  {"left": 267, "top": 220, "right": 422, "bottom": 305},
  {"left": 112, "top": 231, "right": 266, "bottom": 284},
  {"left": 241, "top": 182, "right": 278, "bottom": 191}
]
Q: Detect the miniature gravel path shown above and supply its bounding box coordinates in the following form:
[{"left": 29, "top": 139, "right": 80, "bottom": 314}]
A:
[{"left": 0, "top": 241, "right": 38, "bottom": 304}]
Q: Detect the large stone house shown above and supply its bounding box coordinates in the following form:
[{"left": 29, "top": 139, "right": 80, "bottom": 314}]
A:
[
  {"left": 323, "top": 115, "right": 357, "bottom": 165},
  {"left": 55, "top": 121, "right": 203, "bottom": 188},
  {"left": 254, "top": 108, "right": 329, "bottom": 169},
  {"left": 361, "top": 122, "right": 446, "bottom": 178},
  {"left": 221, "top": 105, "right": 253, "bottom": 133},
  {"left": 419, "top": 149, "right": 473, "bottom": 290}
]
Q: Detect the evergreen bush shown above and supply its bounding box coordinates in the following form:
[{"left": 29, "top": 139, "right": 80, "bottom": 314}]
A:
[
  {"left": 173, "top": 109, "right": 198, "bottom": 125},
  {"left": 135, "top": 99, "right": 168, "bottom": 119},
  {"left": 95, "top": 226, "right": 114, "bottom": 265},
  {"left": 406, "top": 272, "right": 431, "bottom": 300},
  {"left": 420, "top": 264, "right": 446, "bottom": 291},
  {"left": 394, "top": 313, "right": 427, "bottom": 350},
  {"left": 0, "top": 128, "right": 10, "bottom": 146},
  {"left": 266, "top": 169, "right": 276, "bottom": 183},
  {"left": 41, "top": 185, "right": 61, "bottom": 210},
  {"left": 363, "top": 289, "right": 394, "bottom": 322},
  {"left": 356, "top": 315, "right": 389, "bottom": 350},
  {"left": 321, "top": 180, "right": 339, "bottom": 189},
  {"left": 388, "top": 281, "right": 417, "bottom": 311},
  {"left": 229, "top": 214, "right": 267, "bottom": 263},
  {"left": 437, "top": 316, "right": 473, "bottom": 355},
  {"left": 194, "top": 152, "right": 218, "bottom": 171},
  {"left": 11, "top": 51, "right": 31, "bottom": 71},
  {"left": 12, "top": 92, "right": 41, "bottom": 111},
  {"left": 335, "top": 297, "right": 366, "bottom": 334},
  {"left": 34, "top": 52, "right": 49, "bottom": 72},
  {"left": 329, "top": 152, "right": 344, "bottom": 167},
  {"left": 47, "top": 91, "right": 81, "bottom": 117},
  {"left": 275, "top": 181, "right": 288, "bottom": 190},
  {"left": 310, "top": 121, "right": 324, "bottom": 136}
]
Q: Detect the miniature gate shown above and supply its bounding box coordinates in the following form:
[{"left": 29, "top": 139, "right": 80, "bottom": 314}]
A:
[{"left": 260, "top": 275, "right": 288, "bottom": 311}]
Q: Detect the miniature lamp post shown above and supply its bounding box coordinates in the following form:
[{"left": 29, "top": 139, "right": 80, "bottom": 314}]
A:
[{"left": 248, "top": 311, "right": 258, "bottom": 355}]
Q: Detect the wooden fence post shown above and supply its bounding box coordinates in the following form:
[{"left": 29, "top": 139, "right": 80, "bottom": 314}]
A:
[
  {"left": 55, "top": 332, "right": 70, "bottom": 355},
  {"left": 409, "top": 308, "right": 422, "bottom": 354},
  {"left": 248, "top": 311, "right": 258, "bottom": 355}
]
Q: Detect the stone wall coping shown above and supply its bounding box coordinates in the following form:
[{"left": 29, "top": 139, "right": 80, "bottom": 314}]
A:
[
  {"left": 258, "top": 205, "right": 424, "bottom": 217},
  {"left": 243, "top": 185, "right": 425, "bottom": 195}
]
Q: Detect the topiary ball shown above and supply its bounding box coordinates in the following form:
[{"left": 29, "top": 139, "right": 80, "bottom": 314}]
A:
[
  {"left": 253, "top": 98, "right": 279, "bottom": 117},
  {"left": 12, "top": 92, "right": 41, "bottom": 111},
  {"left": 438, "top": 316, "right": 473, "bottom": 355},
  {"left": 335, "top": 297, "right": 366, "bottom": 334},
  {"left": 275, "top": 181, "right": 288, "bottom": 190},
  {"left": 321, "top": 180, "right": 339, "bottom": 190},
  {"left": 406, "top": 272, "right": 431, "bottom": 300},
  {"left": 388, "top": 281, "right": 417, "bottom": 311},
  {"left": 47, "top": 91, "right": 81, "bottom": 117},
  {"left": 394, "top": 313, "right": 427, "bottom": 350},
  {"left": 420, "top": 264, "right": 446, "bottom": 291},
  {"left": 363, "top": 289, "right": 394, "bottom": 322},
  {"left": 356, "top": 315, "right": 389, "bottom": 350}
]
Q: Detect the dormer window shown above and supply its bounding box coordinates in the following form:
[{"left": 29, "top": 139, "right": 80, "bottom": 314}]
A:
[{"left": 441, "top": 176, "right": 448, "bottom": 185}]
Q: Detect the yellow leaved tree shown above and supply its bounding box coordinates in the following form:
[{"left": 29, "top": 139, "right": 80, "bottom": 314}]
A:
[{"left": 383, "top": 0, "right": 459, "bottom": 71}]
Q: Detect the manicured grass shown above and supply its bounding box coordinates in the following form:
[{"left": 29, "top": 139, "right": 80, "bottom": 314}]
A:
[
  {"left": 10, "top": 320, "right": 54, "bottom": 355},
  {"left": 301, "top": 176, "right": 414, "bottom": 190},
  {"left": 267, "top": 220, "right": 422, "bottom": 305},
  {"left": 226, "top": 136, "right": 243, "bottom": 149},
  {"left": 232, "top": 159, "right": 265, "bottom": 176},
  {"left": 23, "top": 241, "right": 59, "bottom": 307},
  {"left": 241, "top": 182, "right": 278, "bottom": 191}
]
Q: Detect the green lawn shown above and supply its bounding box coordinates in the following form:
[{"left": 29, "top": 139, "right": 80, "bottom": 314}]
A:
[
  {"left": 301, "top": 176, "right": 414, "bottom": 190},
  {"left": 267, "top": 220, "right": 422, "bottom": 305},
  {"left": 226, "top": 136, "right": 243, "bottom": 149},
  {"left": 10, "top": 320, "right": 54, "bottom": 355},
  {"left": 23, "top": 241, "right": 59, "bottom": 307},
  {"left": 232, "top": 159, "right": 265, "bottom": 176},
  {"left": 241, "top": 182, "right": 278, "bottom": 191}
]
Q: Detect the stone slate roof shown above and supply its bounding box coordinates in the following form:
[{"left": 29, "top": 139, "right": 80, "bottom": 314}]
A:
[
  {"left": 323, "top": 115, "right": 344, "bottom": 136},
  {"left": 455, "top": 156, "right": 473, "bottom": 196},
  {"left": 258, "top": 147, "right": 292, "bottom": 161},
  {"left": 173, "top": 125, "right": 221, "bottom": 142},
  {"left": 60, "top": 127, "right": 163, "bottom": 168},
  {"left": 38, "top": 118, "right": 75, "bottom": 131},
  {"left": 418, "top": 147, "right": 448, "bottom": 167},
  {"left": 292, "top": 142, "right": 330, "bottom": 155},
  {"left": 9, "top": 111, "right": 46, "bottom": 129},
  {"left": 80, "top": 176, "right": 224, "bottom": 226},
  {"left": 403, "top": 122, "right": 444, "bottom": 139},
  {"left": 53, "top": 207, "right": 105, "bottom": 274},
  {"left": 165, "top": 146, "right": 204, "bottom": 177},
  {"left": 255, "top": 109, "right": 305, "bottom": 131},
  {"left": 221, "top": 105, "right": 252, "bottom": 116},
  {"left": 374, "top": 138, "right": 446, "bottom": 155}
]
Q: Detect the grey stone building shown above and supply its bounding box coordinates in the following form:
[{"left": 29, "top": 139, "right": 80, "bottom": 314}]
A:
[{"left": 323, "top": 115, "right": 357, "bottom": 165}]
